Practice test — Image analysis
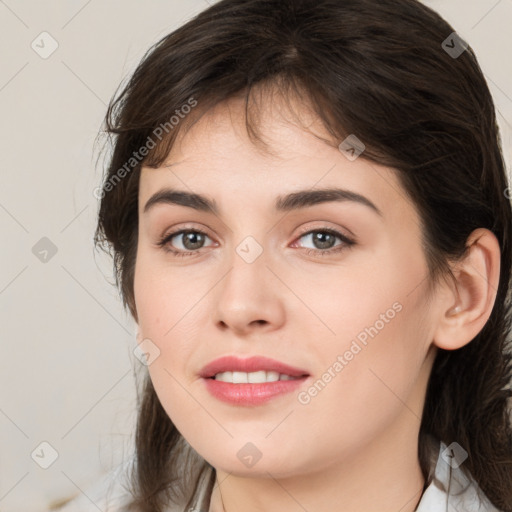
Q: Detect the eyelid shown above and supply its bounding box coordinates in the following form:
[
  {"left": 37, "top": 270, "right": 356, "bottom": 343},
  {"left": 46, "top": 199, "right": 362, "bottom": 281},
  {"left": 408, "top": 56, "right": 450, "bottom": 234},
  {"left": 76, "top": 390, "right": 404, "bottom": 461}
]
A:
[
  {"left": 159, "top": 222, "right": 214, "bottom": 241},
  {"left": 293, "top": 223, "right": 356, "bottom": 244},
  {"left": 157, "top": 222, "right": 356, "bottom": 256}
]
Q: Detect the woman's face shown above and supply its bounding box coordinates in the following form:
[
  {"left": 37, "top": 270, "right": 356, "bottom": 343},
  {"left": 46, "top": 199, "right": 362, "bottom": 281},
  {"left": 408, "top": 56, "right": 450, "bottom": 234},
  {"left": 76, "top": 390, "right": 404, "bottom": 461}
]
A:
[{"left": 134, "top": 94, "right": 440, "bottom": 477}]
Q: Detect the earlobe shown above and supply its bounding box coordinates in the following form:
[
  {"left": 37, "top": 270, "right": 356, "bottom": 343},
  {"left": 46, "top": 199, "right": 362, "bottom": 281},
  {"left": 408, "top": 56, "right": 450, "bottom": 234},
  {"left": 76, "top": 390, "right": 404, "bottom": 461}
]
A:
[{"left": 432, "top": 228, "right": 501, "bottom": 351}]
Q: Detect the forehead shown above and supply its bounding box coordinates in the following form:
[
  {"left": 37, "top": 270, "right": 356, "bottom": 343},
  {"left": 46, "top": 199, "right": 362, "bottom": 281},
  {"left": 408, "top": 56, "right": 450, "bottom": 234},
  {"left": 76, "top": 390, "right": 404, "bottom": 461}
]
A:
[
  {"left": 169, "top": 91, "right": 337, "bottom": 163},
  {"left": 138, "top": 93, "right": 415, "bottom": 224}
]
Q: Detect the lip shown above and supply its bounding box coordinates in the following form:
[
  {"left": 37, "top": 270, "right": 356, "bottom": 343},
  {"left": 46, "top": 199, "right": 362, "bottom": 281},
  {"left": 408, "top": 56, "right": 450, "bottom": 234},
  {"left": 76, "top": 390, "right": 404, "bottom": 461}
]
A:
[{"left": 199, "top": 356, "right": 310, "bottom": 406}]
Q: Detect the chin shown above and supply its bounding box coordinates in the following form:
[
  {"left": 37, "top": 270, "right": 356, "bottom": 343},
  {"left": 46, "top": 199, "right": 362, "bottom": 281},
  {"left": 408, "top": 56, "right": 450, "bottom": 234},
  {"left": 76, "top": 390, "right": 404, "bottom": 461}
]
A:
[{"left": 202, "top": 442, "right": 307, "bottom": 477}]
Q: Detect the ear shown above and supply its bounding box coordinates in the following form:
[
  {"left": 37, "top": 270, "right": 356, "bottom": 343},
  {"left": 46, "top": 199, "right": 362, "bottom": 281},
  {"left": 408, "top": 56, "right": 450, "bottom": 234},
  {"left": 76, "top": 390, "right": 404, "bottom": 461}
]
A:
[{"left": 433, "top": 228, "right": 501, "bottom": 351}]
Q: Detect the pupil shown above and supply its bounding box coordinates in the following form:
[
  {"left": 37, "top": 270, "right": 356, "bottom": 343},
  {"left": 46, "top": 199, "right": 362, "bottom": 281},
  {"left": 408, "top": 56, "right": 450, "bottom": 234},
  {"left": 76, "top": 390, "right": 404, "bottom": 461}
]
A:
[
  {"left": 314, "top": 232, "right": 334, "bottom": 249},
  {"left": 184, "top": 232, "right": 204, "bottom": 250}
]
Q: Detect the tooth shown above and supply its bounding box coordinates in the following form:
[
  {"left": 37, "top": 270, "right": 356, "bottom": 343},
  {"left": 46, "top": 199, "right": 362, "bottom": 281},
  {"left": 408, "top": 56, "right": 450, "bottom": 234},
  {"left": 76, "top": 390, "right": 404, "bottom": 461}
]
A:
[
  {"left": 232, "top": 371, "right": 248, "bottom": 384},
  {"left": 248, "top": 371, "right": 267, "bottom": 383},
  {"left": 266, "top": 371, "right": 279, "bottom": 382},
  {"left": 215, "top": 371, "right": 232, "bottom": 382},
  {"left": 213, "top": 371, "right": 299, "bottom": 383}
]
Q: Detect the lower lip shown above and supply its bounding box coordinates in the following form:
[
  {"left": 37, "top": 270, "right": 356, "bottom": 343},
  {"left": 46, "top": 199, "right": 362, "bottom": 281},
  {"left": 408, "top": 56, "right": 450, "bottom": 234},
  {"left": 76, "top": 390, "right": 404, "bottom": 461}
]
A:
[{"left": 202, "top": 376, "right": 308, "bottom": 405}]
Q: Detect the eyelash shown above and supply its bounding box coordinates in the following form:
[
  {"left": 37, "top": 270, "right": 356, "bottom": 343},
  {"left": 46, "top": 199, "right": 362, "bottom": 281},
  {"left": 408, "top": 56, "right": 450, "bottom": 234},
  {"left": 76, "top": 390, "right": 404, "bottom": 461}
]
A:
[{"left": 157, "top": 227, "right": 356, "bottom": 258}]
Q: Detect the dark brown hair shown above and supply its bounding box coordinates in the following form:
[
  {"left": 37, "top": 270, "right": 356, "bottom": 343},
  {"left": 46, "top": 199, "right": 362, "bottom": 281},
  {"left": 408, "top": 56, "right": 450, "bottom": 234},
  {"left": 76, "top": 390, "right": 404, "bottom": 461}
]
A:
[{"left": 94, "top": 0, "right": 512, "bottom": 510}]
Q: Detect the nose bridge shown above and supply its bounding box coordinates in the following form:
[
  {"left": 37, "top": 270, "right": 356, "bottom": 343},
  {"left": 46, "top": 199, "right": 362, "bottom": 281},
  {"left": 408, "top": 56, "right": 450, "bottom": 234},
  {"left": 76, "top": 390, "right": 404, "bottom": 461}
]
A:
[
  {"left": 223, "top": 211, "right": 269, "bottom": 279},
  {"left": 213, "top": 231, "right": 285, "bottom": 332},
  {"left": 224, "top": 232, "right": 269, "bottom": 299},
  {"left": 235, "top": 234, "right": 266, "bottom": 267}
]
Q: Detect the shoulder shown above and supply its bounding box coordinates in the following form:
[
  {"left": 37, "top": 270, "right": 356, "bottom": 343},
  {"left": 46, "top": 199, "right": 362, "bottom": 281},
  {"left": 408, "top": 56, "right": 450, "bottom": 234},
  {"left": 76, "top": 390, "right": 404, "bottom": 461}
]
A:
[
  {"left": 50, "top": 457, "right": 136, "bottom": 512},
  {"left": 51, "top": 456, "right": 214, "bottom": 512},
  {"left": 416, "top": 439, "right": 502, "bottom": 512}
]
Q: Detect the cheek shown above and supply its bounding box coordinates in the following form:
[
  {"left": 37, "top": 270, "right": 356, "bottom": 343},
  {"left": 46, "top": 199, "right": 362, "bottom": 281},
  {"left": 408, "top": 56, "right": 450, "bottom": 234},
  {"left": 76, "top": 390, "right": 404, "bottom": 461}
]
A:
[
  {"left": 307, "top": 250, "right": 425, "bottom": 350},
  {"left": 133, "top": 247, "right": 199, "bottom": 339},
  {"left": 292, "top": 303, "right": 430, "bottom": 466},
  {"left": 300, "top": 249, "right": 431, "bottom": 432},
  {"left": 133, "top": 260, "right": 205, "bottom": 437},
  {"left": 133, "top": 250, "right": 208, "bottom": 388}
]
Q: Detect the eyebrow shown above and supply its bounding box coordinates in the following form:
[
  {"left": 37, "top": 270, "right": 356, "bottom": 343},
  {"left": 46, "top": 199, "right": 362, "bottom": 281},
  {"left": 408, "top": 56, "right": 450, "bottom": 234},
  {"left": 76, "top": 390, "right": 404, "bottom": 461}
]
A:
[{"left": 143, "top": 187, "right": 382, "bottom": 217}]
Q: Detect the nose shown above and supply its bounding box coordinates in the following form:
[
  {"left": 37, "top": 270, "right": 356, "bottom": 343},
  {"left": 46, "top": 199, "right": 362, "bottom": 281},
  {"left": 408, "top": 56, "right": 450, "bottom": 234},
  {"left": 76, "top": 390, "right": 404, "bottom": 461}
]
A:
[{"left": 213, "top": 243, "right": 286, "bottom": 336}]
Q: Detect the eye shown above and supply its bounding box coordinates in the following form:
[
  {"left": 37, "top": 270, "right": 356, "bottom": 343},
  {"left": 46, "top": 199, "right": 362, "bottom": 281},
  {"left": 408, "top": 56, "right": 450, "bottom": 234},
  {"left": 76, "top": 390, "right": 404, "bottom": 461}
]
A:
[
  {"left": 157, "top": 226, "right": 355, "bottom": 258},
  {"left": 293, "top": 228, "right": 355, "bottom": 256},
  {"left": 157, "top": 229, "right": 215, "bottom": 256}
]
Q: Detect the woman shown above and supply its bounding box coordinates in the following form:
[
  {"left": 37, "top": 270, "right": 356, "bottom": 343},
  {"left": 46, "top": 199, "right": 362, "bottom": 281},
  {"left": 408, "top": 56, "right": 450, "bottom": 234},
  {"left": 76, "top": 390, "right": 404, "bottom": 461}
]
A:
[{"left": 58, "top": 0, "right": 512, "bottom": 510}]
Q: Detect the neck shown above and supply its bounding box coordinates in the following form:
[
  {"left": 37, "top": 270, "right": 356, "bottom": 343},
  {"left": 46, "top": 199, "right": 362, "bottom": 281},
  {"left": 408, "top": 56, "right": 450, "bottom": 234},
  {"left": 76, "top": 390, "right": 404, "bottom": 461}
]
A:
[{"left": 208, "top": 413, "right": 426, "bottom": 512}]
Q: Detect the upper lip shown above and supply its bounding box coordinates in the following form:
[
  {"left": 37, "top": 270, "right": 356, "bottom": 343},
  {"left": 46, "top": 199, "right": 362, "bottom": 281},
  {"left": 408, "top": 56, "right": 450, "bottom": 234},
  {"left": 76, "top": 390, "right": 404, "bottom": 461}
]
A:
[{"left": 199, "top": 356, "right": 310, "bottom": 378}]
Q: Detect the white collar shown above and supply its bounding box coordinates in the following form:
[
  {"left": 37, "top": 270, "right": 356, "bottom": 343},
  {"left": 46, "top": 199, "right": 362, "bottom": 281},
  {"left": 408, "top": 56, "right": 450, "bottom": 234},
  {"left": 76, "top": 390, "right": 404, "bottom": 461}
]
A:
[{"left": 415, "top": 440, "right": 500, "bottom": 511}]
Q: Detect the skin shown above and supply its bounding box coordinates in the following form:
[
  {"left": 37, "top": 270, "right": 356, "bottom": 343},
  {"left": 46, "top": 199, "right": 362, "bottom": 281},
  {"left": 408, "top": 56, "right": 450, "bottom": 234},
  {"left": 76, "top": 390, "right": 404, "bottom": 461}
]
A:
[{"left": 133, "top": 90, "right": 500, "bottom": 512}]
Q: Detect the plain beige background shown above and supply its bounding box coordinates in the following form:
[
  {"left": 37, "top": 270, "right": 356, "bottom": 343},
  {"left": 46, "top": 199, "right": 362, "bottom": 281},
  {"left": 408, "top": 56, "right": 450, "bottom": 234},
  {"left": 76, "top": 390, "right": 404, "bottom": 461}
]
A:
[{"left": 0, "top": 1, "right": 511, "bottom": 510}]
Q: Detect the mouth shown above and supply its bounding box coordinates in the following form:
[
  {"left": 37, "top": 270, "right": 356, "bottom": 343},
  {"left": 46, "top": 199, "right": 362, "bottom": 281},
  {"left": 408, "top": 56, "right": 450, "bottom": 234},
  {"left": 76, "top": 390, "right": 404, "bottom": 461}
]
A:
[
  {"left": 199, "top": 355, "right": 310, "bottom": 405},
  {"left": 210, "top": 370, "right": 301, "bottom": 383},
  {"left": 199, "top": 355, "right": 309, "bottom": 380}
]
